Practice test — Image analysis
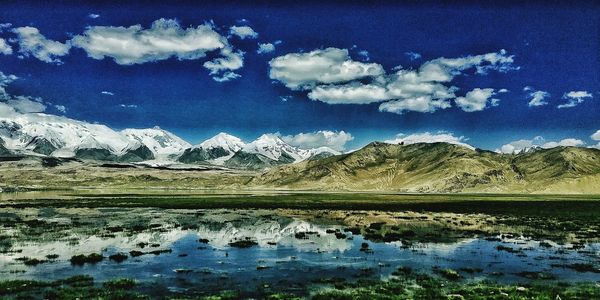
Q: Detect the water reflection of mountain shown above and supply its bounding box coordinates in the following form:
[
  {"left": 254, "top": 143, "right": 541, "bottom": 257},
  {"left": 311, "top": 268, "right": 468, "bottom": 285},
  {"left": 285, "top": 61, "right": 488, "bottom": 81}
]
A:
[
  {"left": 196, "top": 218, "right": 351, "bottom": 252},
  {"left": 2, "top": 212, "right": 352, "bottom": 267}
]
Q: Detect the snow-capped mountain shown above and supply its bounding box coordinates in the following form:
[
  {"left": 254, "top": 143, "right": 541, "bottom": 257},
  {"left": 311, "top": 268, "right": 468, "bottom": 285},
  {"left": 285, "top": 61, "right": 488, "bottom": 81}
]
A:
[
  {"left": 121, "top": 127, "right": 191, "bottom": 159},
  {"left": 0, "top": 113, "right": 192, "bottom": 162},
  {"left": 178, "top": 132, "right": 246, "bottom": 164},
  {"left": 0, "top": 113, "right": 140, "bottom": 157},
  {"left": 242, "top": 134, "right": 307, "bottom": 161},
  {"left": 0, "top": 111, "right": 342, "bottom": 168},
  {"left": 301, "top": 146, "right": 341, "bottom": 161},
  {"left": 198, "top": 132, "right": 245, "bottom": 152},
  {"left": 223, "top": 135, "right": 341, "bottom": 170}
]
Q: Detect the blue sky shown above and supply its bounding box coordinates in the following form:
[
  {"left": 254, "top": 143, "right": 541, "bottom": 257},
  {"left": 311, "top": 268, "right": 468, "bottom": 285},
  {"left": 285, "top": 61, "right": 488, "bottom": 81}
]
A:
[{"left": 0, "top": 1, "right": 599, "bottom": 151}]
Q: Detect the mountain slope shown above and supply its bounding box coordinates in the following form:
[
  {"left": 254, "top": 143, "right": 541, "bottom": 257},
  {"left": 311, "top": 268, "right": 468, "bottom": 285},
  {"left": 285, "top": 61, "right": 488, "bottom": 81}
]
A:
[
  {"left": 251, "top": 142, "right": 600, "bottom": 193},
  {"left": 512, "top": 146, "right": 600, "bottom": 180},
  {"left": 0, "top": 138, "right": 12, "bottom": 156},
  {"left": 224, "top": 150, "right": 295, "bottom": 170}
]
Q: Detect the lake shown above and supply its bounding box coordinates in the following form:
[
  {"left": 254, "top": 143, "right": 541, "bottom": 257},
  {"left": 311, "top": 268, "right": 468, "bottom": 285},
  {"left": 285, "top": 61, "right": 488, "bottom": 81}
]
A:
[{"left": 1, "top": 207, "right": 599, "bottom": 298}]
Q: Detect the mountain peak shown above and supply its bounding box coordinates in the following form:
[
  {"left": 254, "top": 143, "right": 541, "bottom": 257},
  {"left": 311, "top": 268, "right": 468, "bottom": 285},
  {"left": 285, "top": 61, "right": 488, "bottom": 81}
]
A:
[
  {"left": 198, "top": 132, "right": 245, "bottom": 151},
  {"left": 243, "top": 134, "right": 303, "bottom": 161},
  {"left": 254, "top": 133, "right": 283, "bottom": 143}
]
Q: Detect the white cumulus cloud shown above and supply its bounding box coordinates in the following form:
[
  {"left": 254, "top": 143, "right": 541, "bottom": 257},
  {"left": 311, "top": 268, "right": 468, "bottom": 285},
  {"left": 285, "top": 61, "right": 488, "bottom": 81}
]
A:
[
  {"left": 0, "top": 71, "right": 60, "bottom": 116},
  {"left": 384, "top": 132, "right": 474, "bottom": 150},
  {"left": 308, "top": 82, "right": 388, "bottom": 104},
  {"left": 12, "top": 26, "right": 71, "bottom": 64},
  {"left": 280, "top": 130, "right": 354, "bottom": 151},
  {"left": 541, "top": 138, "right": 585, "bottom": 149},
  {"left": 269, "top": 47, "right": 385, "bottom": 90},
  {"left": 270, "top": 48, "right": 516, "bottom": 114},
  {"left": 0, "top": 74, "right": 47, "bottom": 114},
  {"left": 71, "top": 18, "right": 227, "bottom": 65},
  {"left": 0, "top": 38, "right": 12, "bottom": 55},
  {"left": 257, "top": 42, "right": 275, "bottom": 54},
  {"left": 557, "top": 90, "right": 592, "bottom": 109},
  {"left": 499, "top": 136, "right": 586, "bottom": 153},
  {"left": 379, "top": 96, "right": 452, "bottom": 113},
  {"left": 6, "top": 96, "right": 47, "bottom": 113},
  {"left": 203, "top": 48, "right": 244, "bottom": 75},
  {"left": 71, "top": 18, "right": 245, "bottom": 81},
  {"left": 592, "top": 130, "right": 600, "bottom": 141},
  {"left": 455, "top": 88, "right": 499, "bottom": 112},
  {"left": 229, "top": 25, "right": 258, "bottom": 39}
]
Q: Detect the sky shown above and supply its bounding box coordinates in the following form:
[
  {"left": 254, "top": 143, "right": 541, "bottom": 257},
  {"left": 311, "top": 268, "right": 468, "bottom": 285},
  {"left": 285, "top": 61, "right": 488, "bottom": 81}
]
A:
[{"left": 0, "top": 1, "right": 599, "bottom": 152}]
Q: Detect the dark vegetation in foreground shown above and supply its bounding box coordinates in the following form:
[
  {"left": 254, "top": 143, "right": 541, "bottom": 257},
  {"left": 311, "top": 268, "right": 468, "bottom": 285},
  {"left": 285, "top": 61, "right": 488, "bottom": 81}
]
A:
[
  {"left": 4, "top": 192, "right": 600, "bottom": 216},
  {"left": 0, "top": 276, "right": 142, "bottom": 300},
  {"left": 1, "top": 269, "right": 599, "bottom": 300}
]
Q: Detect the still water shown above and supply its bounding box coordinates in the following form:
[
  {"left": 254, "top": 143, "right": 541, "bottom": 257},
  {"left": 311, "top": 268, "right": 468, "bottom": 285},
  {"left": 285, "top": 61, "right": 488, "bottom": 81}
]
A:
[{"left": 1, "top": 208, "right": 599, "bottom": 297}]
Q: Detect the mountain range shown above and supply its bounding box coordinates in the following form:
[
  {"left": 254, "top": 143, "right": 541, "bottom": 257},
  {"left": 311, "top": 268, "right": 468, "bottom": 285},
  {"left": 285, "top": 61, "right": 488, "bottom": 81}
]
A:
[
  {"left": 0, "top": 113, "right": 338, "bottom": 169},
  {"left": 3, "top": 112, "right": 600, "bottom": 193},
  {"left": 252, "top": 142, "right": 600, "bottom": 193}
]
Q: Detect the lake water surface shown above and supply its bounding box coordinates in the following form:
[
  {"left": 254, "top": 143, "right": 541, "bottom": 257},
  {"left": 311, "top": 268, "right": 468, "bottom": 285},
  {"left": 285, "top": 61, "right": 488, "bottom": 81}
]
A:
[{"left": 1, "top": 208, "right": 599, "bottom": 297}]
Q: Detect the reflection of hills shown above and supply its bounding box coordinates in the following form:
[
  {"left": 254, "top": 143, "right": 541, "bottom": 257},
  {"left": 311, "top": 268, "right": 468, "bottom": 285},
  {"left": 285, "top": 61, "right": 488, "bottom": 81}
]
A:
[
  {"left": 1, "top": 213, "right": 351, "bottom": 266},
  {"left": 3, "top": 229, "right": 190, "bottom": 264},
  {"left": 196, "top": 217, "right": 351, "bottom": 252}
]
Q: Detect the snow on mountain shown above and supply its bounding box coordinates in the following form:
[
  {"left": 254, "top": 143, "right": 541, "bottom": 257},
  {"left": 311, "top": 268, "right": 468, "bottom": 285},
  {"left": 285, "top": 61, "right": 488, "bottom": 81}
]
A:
[
  {"left": 177, "top": 132, "right": 245, "bottom": 165},
  {"left": 0, "top": 110, "right": 341, "bottom": 167},
  {"left": 0, "top": 113, "right": 139, "bottom": 157},
  {"left": 299, "top": 146, "right": 341, "bottom": 160},
  {"left": 242, "top": 134, "right": 306, "bottom": 161},
  {"left": 0, "top": 113, "right": 192, "bottom": 161},
  {"left": 197, "top": 132, "right": 245, "bottom": 152},
  {"left": 121, "top": 126, "right": 191, "bottom": 158}
]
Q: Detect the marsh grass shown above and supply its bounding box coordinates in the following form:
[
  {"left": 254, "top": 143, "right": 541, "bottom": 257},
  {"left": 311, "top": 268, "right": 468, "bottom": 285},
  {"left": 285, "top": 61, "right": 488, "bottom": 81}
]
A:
[
  {"left": 0, "top": 275, "right": 147, "bottom": 299},
  {"left": 70, "top": 253, "right": 103, "bottom": 265},
  {"left": 313, "top": 269, "right": 600, "bottom": 300}
]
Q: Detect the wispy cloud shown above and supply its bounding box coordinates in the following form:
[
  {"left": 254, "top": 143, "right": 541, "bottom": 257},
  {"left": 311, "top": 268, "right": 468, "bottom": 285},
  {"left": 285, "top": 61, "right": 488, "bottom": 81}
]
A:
[
  {"left": 119, "top": 104, "right": 138, "bottom": 108},
  {"left": 557, "top": 90, "right": 592, "bottom": 109},
  {"left": 12, "top": 26, "right": 70, "bottom": 64},
  {"left": 523, "top": 86, "right": 550, "bottom": 107},
  {"left": 405, "top": 51, "right": 421, "bottom": 61}
]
